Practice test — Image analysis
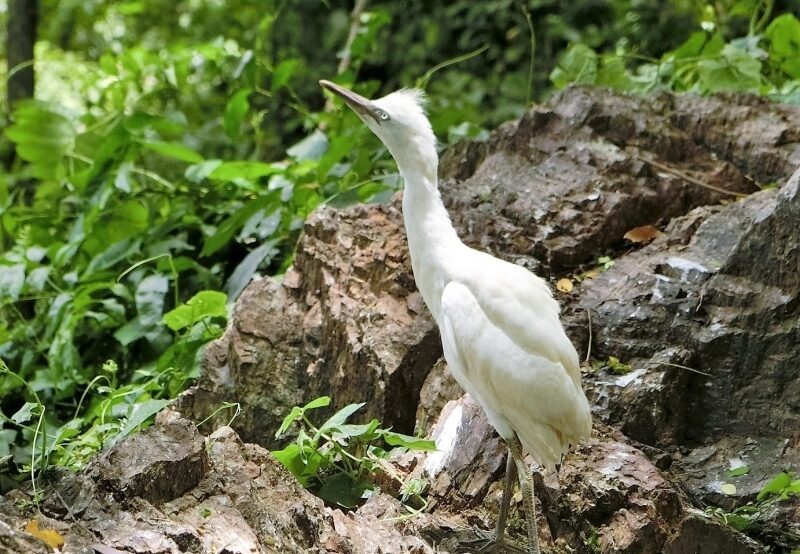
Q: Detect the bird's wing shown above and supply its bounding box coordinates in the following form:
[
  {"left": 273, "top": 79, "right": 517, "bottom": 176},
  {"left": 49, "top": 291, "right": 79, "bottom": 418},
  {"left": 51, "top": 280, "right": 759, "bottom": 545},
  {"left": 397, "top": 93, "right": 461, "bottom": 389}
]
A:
[
  {"left": 440, "top": 256, "right": 591, "bottom": 468},
  {"left": 457, "top": 251, "right": 582, "bottom": 384}
]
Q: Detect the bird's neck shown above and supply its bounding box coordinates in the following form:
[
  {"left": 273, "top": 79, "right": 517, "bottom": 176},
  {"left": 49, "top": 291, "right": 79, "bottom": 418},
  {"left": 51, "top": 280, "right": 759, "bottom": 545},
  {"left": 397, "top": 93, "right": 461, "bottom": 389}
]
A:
[{"left": 396, "top": 155, "right": 462, "bottom": 323}]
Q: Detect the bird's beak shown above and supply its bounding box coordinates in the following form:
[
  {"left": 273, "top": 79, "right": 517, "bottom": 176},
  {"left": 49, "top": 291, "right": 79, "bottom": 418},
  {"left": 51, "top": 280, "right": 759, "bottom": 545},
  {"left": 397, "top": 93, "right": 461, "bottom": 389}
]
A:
[{"left": 319, "top": 79, "right": 381, "bottom": 124}]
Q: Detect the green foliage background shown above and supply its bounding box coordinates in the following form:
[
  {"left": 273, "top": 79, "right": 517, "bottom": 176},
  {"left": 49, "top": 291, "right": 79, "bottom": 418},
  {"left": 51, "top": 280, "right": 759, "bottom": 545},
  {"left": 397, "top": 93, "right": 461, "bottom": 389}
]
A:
[{"left": 0, "top": 0, "right": 799, "bottom": 489}]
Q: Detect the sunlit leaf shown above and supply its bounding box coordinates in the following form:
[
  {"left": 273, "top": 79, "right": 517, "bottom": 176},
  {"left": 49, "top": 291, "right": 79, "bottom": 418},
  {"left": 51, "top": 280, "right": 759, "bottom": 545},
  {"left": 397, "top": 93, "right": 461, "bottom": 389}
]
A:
[
  {"left": 287, "top": 130, "right": 328, "bottom": 161},
  {"left": 163, "top": 290, "right": 227, "bottom": 331},
  {"left": 141, "top": 141, "right": 204, "bottom": 164},
  {"left": 303, "top": 396, "right": 331, "bottom": 411},
  {"left": 276, "top": 406, "right": 303, "bottom": 438},
  {"left": 757, "top": 471, "right": 792, "bottom": 500},
  {"left": 4, "top": 101, "right": 75, "bottom": 179},
  {"left": 318, "top": 402, "right": 365, "bottom": 435},
  {"left": 108, "top": 399, "right": 170, "bottom": 446},
  {"left": 208, "top": 161, "right": 282, "bottom": 181},
  {"left": 0, "top": 264, "right": 26, "bottom": 302},
  {"left": 381, "top": 431, "right": 436, "bottom": 451},
  {"left": 11, "top": 402, "right": 40, "bottom": 425}
]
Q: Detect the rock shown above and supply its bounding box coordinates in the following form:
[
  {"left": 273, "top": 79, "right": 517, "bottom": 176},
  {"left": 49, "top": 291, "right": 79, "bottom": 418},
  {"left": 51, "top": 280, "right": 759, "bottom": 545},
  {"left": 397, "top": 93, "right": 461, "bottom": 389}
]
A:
[
  {"left": 415, "top": 359, "right": 462, "bottom": 436},
  {"left": 0, "top": 410, "right": 448, "bottom": 554},
  {"left": 418, "top": 396, "right": 507, "bottom": 510},
  {"left": 408, "top": 395, "right": 762, "bottom": 554},
  {"left": 180, "top": 204, "right": 441, "bottom": 447},
  {"left": 0, "top": 503, "right": 53, "bottom": 554},
  {"left": 576, "top": 168, "right": 800, "bottom": 446},
  {"left": 178, "top": 277, "right": 307, "bottom": 449},
  {"left": 87, "top": 409, "right": 209, "bottom": 505},
  {"left": 439, "top": 88, "right": 799, "bottom": 271}
]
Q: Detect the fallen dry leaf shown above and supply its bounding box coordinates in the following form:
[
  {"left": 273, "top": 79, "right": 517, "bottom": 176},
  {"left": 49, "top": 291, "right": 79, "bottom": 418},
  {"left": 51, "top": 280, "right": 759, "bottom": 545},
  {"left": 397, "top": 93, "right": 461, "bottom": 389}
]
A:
[
  {"left": 24, "top": 519, "right": 65, "bottom": 549},
  {"left": 556, "top": 278, "right": 574, "bottom": 293},
  {"left": 623, "top": 224, "right": 664, "bottom": 244}
]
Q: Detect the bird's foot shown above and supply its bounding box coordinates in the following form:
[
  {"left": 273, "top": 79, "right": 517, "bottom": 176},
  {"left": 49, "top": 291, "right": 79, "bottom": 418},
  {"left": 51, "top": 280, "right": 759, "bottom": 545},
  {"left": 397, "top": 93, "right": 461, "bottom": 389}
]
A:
[{"left": 456, "top": 527, "right": 527, "bottom": 553}]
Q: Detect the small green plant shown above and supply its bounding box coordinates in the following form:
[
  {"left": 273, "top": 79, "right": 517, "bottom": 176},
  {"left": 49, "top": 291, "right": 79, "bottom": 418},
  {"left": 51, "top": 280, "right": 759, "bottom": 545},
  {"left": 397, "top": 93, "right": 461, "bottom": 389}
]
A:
[
  {"left": 707, "top": 471, "right": 800, "bottom": 532},
  {"left": 551, "top": 13, "right": 800, "bottom": 104},
  {"left": 597, "top": 256, "right": 616, "bottom": 271},
  {"left": 589, "top": 356, "right": 633, "bottom": 375},
  {"left": 0, "top": 289, "right": 227, "bottom": 489},
  {"left": 272, "top": 396, "right": 435, "bottom": 509}
]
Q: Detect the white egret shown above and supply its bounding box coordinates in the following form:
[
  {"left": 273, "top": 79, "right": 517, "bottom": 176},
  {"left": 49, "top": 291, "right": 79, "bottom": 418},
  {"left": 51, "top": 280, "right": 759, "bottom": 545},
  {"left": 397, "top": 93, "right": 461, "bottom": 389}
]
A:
[{"left": 320, "top": 80, "right": 592, "bottom": 554}]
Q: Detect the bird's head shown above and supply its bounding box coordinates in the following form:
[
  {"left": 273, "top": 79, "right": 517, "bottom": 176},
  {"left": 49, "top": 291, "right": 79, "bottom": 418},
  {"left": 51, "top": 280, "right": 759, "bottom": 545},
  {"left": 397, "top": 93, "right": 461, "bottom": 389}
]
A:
[{"left": 320, "top": 80, "right": 437, "bottom": 178}]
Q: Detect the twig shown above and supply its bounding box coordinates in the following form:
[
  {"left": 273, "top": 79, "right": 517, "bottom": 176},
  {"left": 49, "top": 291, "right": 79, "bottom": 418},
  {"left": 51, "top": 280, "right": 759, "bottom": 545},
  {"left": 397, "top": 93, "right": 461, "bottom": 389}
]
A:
[
  {"left": 642, "top": 360, "right": 712, "bottom": 377},
  {"left": 636, "top": 155, "right": 748, "bottom": 198},
  {"left": 516, "top": 0, "right": 536, "bottom": 105},
  {"left": 584, "top": 308, "right": 592, "bottom": 364},
  {"left": 417, "top": 45, "right": 489, "bottom": 90}
]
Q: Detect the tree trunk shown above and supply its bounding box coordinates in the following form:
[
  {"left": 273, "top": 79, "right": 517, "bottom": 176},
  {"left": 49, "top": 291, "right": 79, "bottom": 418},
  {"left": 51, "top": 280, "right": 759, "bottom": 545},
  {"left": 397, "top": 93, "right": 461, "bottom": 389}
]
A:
[{"left": 6, "top": 0, "right": 38, "bottom": 108}]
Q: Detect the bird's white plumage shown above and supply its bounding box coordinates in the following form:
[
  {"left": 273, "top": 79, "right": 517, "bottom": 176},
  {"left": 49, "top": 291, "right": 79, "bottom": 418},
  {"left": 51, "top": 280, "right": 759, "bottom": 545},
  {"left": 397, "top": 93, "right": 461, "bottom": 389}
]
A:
[
  {"left": 325, "top": 81, "right": 591, "bottom": 473},
  {"left": 440, "top": 250, "right": 591, "bottom": 468}
]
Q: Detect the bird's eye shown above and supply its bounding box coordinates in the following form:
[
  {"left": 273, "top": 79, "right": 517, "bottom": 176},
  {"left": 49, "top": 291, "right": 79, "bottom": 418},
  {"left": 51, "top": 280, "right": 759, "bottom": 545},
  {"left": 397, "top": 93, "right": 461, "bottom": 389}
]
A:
[{"left": 377, "top": 110, "right": 390, "bottom": 121}]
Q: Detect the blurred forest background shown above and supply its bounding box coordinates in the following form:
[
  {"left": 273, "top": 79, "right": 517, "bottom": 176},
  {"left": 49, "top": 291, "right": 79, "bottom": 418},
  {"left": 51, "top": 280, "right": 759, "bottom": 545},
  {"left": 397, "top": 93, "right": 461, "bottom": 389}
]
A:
[{"left": 0, "top": 0, "right": 799, "bottom": 491}]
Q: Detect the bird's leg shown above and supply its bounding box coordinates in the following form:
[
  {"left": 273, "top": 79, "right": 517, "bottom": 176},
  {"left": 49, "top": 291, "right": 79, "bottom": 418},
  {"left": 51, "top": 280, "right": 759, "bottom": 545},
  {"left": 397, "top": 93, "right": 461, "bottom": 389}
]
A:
[
  {"left": 509, "top": 437, "right": 541, "bottom": 554},
  {"left": 457, "top": 448, "right": 525, "bottom": 553},
  {"left": 494, "top": 447, "right": 517, "bottom": 544}
]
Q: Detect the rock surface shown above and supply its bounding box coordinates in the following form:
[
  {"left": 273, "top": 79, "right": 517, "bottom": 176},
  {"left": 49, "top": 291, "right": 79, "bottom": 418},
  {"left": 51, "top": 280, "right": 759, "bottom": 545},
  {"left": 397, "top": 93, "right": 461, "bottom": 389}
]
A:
[
  {"left": 0, "top": 411, "right": 442, "bottom": 554},
  {"left": 4, "top": 87, "right": 800, "bottom": 552},
  {"left": 179, "top": 203, "right": 441, "bottom": 449}
]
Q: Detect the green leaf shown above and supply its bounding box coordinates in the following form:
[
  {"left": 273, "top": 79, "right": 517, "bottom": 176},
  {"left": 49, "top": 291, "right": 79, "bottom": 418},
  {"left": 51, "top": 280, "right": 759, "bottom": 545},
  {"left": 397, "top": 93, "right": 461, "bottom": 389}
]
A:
[
  {"left": 115, "top": 161, "right": 133, "bottom": 192},
  {"left": 163, "top": 290, "right": 227, "bottom": 331},
  {"left": 135, "top": 274, "right": 170, "bottom": 328},
  {"left": 141, "top": 141, "right": 204, "bottom": 164},
  {"left": 318, "top": 402, "right": 365, "bottom": 435},
  {"left": 670, "top": 31, "right": 719, "bottom": 59},
  {"left": 723, "top": 465, "right": 750, "bottom": 478},
  {"left": 4, "top": 101, "right": 75, "bottom": 179},
  {"left": 114, "top": 318, "right": 148, "bottom": 346},
  {"left": 287, "top": 130, "right": 328, "bottom": 161},
  {"left": 607, "top": 356, "right": 633, "bottom": 375},
  {"left": 335, "top": 423, "right": 375, "bottom": 439},
  {"left": 272, "top": 443, "right": 325, "bottom": 487},
  {"left": 302, "top": 396, "right": 331, "bottom": 411},
  {"left": 223, "top": 88, "right": 252, "bottom": 139},
  {"left": 0, "top": 264, "right": 26, "bottom": 303},
  {"left": 201, "top": 194, "right": 278, "bottom": 257},
  {"left": 224, "top": 240, "right": 279, "bottom": 302},
  {"left": 272, "top": 59, "right": 301, "bottom": 91},
  {"left": 276, "top": 406, "right": 303, "bottom": 438},
  {"left": 10, "top": 402, "right": 40, "bottom": 425},
  {"left": 109, "top": 399, "right": 170, "bottom": 446},
  {"left": 316, "top": 473, "right": 367, "bottom": 508},
  {"left": 757, "top": 471, "right": 792, "bottom": 501},
  {"left": 185, "top": 159, "right": 223, "bottom": 183},
  {"left": 596, "top": 57, "right": 635, "bottom": 91},
  {"left": 765, "top": 14, "right": 800, "bottom": 78},
  {"left": 550, "top": 44, "right": 598, "bottom": 89},
  {"left": 381, "top": 430, "right": 437, "bottom": 451},
  {"left": 82, "top": 238, "right": 142, "bottom": 280},
  {"left": 208, "top": 161, "right": 282, "bottom": 181}
]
